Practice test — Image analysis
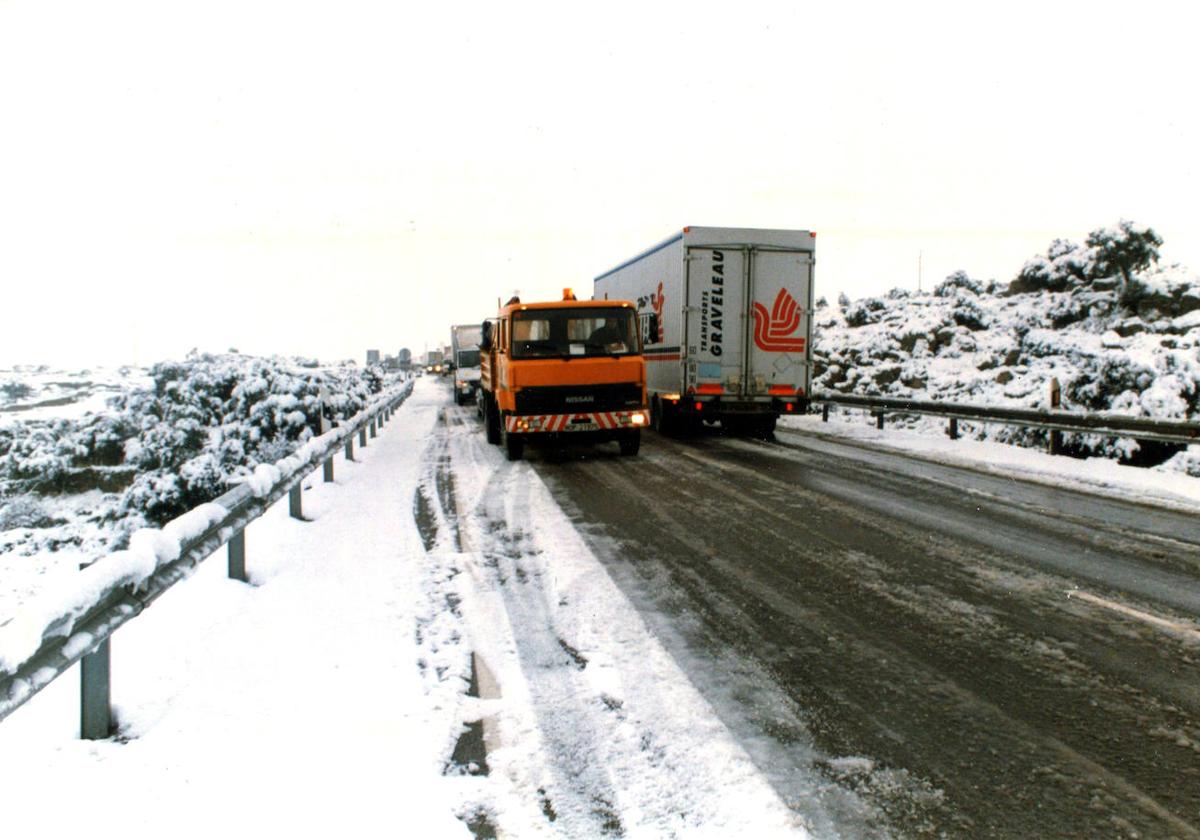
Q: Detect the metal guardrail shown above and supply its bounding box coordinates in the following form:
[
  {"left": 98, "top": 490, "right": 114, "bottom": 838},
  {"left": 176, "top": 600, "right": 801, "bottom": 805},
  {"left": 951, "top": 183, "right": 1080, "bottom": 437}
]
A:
[
  {"left": 812, "top": 393, "right": 1200, "bottom": 446},
  {"left": 0, "top": 380, "right": 414, "bottom": 737}
]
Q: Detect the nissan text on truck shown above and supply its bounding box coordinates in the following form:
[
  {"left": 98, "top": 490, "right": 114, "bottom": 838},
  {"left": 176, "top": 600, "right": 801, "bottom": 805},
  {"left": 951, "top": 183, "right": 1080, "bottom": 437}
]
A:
[
  {"left": 477, "top": 290, "right": 648, "bottom": 461},
  {"left": 594, "top": 226, "right": 814, "bottom": 437},
  {"left": 450, "top": 323, "right": 483, "bottom": 405}
]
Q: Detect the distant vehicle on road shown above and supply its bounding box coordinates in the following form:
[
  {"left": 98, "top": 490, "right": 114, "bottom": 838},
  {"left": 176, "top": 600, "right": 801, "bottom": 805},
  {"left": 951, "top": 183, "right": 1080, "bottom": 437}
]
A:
[{"left": 450, "top": 324, "right": 483, "bottom": 405}]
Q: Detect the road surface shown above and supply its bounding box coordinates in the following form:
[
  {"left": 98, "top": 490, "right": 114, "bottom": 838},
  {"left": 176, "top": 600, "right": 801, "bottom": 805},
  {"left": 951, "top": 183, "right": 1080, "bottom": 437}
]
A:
[{"left": 502, "top": 415, "right": 1200, "bottom": 838}]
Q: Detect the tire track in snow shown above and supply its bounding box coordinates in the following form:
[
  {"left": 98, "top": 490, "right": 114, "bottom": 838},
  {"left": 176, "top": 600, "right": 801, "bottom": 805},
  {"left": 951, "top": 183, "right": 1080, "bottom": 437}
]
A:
[
  {"left": 437, "top": 395, "right": 807, "bottom": 839},
  {"left": 471, "top": 465, "right": 628, "bottom": 837}
]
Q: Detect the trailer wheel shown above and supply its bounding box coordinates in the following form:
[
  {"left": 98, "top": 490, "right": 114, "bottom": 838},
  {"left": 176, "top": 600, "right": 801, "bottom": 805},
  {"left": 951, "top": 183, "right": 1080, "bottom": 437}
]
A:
[
  {"left": 485, "top": 396, "right": 501, "bottom": 444},
  {"left": 618, "top": 429, "right": 641, "bottom": 456},
  {"left": 501, "top": 421, "right": 524, "bottom": 461}
]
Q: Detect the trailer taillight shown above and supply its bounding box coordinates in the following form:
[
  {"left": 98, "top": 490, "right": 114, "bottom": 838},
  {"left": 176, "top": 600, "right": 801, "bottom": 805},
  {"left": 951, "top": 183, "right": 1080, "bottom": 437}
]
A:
[
  {"left": 786, "top": 402, "right": 794, "bottom": 412},
  {"left": 694, "top": 401, "right": 703, "bottom": 412}
]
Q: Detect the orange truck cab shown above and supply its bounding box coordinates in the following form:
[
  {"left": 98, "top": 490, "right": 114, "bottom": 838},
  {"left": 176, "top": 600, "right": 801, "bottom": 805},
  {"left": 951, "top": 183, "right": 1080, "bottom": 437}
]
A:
[{"left": 477, "top": 290, "right": 648, "bottom": 460}]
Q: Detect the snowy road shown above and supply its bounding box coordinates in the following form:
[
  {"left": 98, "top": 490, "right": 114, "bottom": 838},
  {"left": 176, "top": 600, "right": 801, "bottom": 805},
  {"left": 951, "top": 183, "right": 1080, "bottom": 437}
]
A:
[
  {"left": 512, "top": 412, "right": 1200, "bottom": 838},
  {"left": 5, "top": 377, "right": 1198, "bottom": 839}
]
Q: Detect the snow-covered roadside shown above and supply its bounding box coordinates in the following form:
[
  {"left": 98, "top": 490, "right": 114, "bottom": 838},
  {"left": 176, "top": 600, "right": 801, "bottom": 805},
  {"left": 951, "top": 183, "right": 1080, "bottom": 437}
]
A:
[
  {"left": 779, "top": 411, "right": 1200, "bottom": 514},
  {"left": 0, "top": 378, "right": 810, "bottom": 839},
  {"left": 0, "top": 379, "right": 473, "bottom": 838},
  {"left": 432, "top": 394, "right": 807, "bottom": 837}
]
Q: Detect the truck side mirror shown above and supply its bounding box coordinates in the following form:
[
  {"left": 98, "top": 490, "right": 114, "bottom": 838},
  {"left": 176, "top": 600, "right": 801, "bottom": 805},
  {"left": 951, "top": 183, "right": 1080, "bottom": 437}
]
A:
[
  {"left": 643, "top": 313, "right": 659, "bottom": 345},
  {"left": 480, "top": 320, "right": 493, "bottom": 350}
]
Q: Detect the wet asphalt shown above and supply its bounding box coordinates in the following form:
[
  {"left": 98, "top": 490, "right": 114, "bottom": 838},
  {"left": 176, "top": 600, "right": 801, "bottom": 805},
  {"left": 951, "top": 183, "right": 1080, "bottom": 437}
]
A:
[{"left": 527, "top": 424, "right": 1200, "bottom": 839}]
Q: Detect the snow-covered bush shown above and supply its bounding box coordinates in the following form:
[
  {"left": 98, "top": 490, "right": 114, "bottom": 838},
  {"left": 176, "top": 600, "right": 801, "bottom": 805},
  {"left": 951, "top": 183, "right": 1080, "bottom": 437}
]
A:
[
  {"left": 0, "top": 496, "right": 62, "bottom": 530},
  {"left": 951, "top": 299, "right": 989, "bottom": 331},
  {"left": 1087, "top": 220, "right": 1162, "bottom": 287},
  {"left": 817, "top": 221, "right": 1199, "bottom": 472},
  {"left": 1009, "top": 221, "right": 1162, "bottom": 297},
  {"left": 844, "top": 297, "right": 888, "bottom": 327},
  {"left": 0, "top": 354, "right": 402, "bottom": 526},
  {"left": 934, "top": 270, "right": 984, "bottom": 297},
  {"left": 113, "top": 355, "right": 394, "bottom": 523},
  {"left": 0, "top": 381, "right": 34, "bottom": 402}
]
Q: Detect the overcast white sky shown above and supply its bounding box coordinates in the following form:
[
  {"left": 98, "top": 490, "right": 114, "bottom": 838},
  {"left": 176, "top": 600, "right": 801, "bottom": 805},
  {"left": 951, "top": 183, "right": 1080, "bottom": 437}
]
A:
[{"left": 2, "top": 0, "right": 1196, "bottom": 367}]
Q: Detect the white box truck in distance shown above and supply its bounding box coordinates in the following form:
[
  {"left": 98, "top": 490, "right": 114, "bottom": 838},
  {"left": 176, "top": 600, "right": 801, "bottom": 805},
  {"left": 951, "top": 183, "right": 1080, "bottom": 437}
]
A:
[
  {"left": 594, "top": 226, "right": 815, "bottom": 437},
  {"left": 450, "top": 323, "right": 483, "bottom": 405}
]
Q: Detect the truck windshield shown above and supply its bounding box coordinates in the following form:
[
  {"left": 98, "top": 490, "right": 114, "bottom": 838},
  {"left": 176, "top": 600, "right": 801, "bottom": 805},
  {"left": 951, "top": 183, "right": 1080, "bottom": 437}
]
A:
[
  {"left": 511, "top": 308, "right": 639, "bottom": 359},
  {"left": 457, "top": 350, "right": 480, "bottom": 368}
]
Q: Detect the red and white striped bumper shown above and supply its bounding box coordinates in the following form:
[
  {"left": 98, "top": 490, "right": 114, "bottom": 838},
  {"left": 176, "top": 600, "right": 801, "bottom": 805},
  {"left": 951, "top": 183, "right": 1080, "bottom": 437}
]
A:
[{"left": 505, "top": 410, "right": 647, "bottom": 433}]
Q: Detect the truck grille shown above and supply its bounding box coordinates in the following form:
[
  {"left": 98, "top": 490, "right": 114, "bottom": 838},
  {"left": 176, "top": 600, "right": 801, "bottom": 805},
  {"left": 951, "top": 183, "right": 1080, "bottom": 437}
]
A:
[{"left": 515, "top": 383, "right": 642, "bottom": 414}]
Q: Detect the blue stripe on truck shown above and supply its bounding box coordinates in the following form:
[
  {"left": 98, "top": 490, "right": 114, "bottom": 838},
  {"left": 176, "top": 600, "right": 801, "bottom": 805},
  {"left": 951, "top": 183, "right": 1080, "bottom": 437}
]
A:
[{"left": 594, "top": 231, "right": 685, "bottom": 282}]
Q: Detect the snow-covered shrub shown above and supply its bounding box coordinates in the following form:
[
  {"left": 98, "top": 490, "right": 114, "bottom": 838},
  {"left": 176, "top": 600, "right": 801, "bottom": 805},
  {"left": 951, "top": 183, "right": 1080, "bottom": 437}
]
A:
[
  {"left": 1011, "top": 239, "right": 1091, "bottom": 294},
  {"left": 951, "top": 299, "right": 989, "bottom": 331},
  {"left": 1065, "top": 355, "right": 1156, "bottom": 412},
  {"left": 844, "top": 297, "right": 888, "bottom": 327},
  {"left": 0, "top": 496, "right": 63, "bottom": 530},
  {"left": 1161, "top": 446, "right": 1200, "bottom": 477},
  {"left": 1087, "top": 220, "right": 1162, "bottom": 287},
  {"left": 1009, "top": 221, "right": 1162, "bottom": 298},
  {"left": 935, "top": 270, "right": 984, "bottom": 297},
  {"left": 0, "top": 354, "right": 401, "bottom": 527},
  {"left": 0, "top": 381, "right": 34, "bottom": 401},
  {"left": 110, "top": 354, "right": 393, "bottom": 523}
]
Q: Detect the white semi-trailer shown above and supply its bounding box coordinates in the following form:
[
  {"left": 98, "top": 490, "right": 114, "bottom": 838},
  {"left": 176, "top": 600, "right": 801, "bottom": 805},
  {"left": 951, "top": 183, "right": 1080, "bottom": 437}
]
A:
[{"left": 594, "top": 226, "right": 815, "bottom": 436}]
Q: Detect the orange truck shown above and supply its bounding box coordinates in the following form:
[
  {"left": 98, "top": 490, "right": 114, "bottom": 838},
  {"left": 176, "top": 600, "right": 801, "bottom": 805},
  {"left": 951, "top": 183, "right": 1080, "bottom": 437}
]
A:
[{"left": 477, "top": 290, "right": 648, "bottom": 460}]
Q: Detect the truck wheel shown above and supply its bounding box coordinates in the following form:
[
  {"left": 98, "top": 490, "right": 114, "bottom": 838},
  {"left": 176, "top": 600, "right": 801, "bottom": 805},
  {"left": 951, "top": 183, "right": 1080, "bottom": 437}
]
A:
[
  {"left": 486, "top": 396, "right": 501, "bottom": 444},
  {"left": 757, "top": 416, "right": 778, "bottom": 439},
  {"left": 653, "top": 397, "right": 677, "bottom": 436},
  {"left": 618, "top": 429, "right": 641, "bottom": 456},
  {"left": 502, "top": 424, "right": 524, "bottom": 461}
]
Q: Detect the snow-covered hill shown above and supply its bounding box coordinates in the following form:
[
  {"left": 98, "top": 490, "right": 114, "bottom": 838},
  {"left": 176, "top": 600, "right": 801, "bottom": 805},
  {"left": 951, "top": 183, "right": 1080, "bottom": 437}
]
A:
[{"left": 813, "top": 222, "right": 1200, "bottom": 474}]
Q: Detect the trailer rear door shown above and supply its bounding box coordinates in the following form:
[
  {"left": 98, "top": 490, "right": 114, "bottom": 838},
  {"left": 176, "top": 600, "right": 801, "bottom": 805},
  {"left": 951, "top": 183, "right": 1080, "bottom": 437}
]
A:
[
  {"left": 747, "top": 248, "right": 813, "bottom": 398},
  {"left": 684, "top": 247, "right": 746, "bottom": 396}
]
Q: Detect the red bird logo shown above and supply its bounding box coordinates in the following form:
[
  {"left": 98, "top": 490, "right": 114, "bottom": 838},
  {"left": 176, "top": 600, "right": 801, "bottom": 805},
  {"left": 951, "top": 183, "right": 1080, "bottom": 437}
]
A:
[
  {"left": 651, "top": 281, "right": 665, "bottom": 343},
  {"left": 753, "top": 288, "right": 807, "bottom": 352}
]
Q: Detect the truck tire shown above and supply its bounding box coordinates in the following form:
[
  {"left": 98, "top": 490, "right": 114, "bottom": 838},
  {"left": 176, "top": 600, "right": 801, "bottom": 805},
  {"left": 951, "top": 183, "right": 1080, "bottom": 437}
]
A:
[
  {"left": 502, "top": 422, "right": 524, "bottom": 461},
  {"left": 486, "top": 396, "right": 501, "bottom": 444},
  {"left": 618, "top": 429, "right": 641, "bottom": 456},
  {"left": 652, "top": 397, "right": 677, "bottom": 436}
]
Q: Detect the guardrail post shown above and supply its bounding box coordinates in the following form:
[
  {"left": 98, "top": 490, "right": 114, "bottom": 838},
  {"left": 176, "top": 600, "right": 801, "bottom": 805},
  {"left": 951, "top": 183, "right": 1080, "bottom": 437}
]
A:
[
  {"left": 1049, "top": 377, "right": 1063, "bottom": 455},
  {"left": 822, "top": 404, "right": 829, "bottom": 422},
  {"left": 323, "top": 457, "right": 334, "bottom": 483},
  {"left": 289, "top": 484, "right": 303, "bottom": 520},
  {"left": 359, "top": 427, "right": 368, "bottom": 447},
  {"left": 344, "top": 438, "right": 355, "bottom": 461},
  {"left": 875, "top": 412, "right": 885, "bottom": 431},
  {"left": 228, "top": 529, "right": 246, "bottom": 581},
  {"left": 80, "top": 638, "right": 111, "bottom": 740},
  {"left": 369, "top": 419, "right": 377, "bottom": 438},
  {"left": 948, "top": 417, "right": 959, "bottom": 440}
]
